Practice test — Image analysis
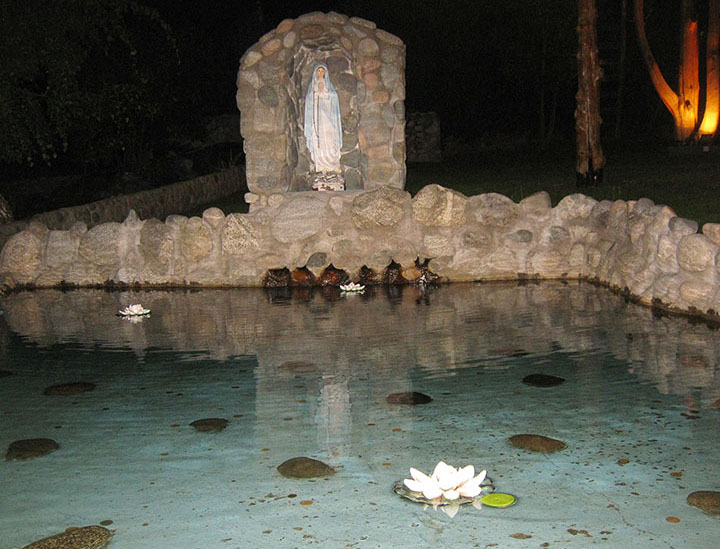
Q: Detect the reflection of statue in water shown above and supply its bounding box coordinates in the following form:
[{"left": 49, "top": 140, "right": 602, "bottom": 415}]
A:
[
  {"left": 316, "top": 375, "right": 351, "bottom": 457},
  {"left": 304, "top": 64, "right": 345, "bottom": 191}
]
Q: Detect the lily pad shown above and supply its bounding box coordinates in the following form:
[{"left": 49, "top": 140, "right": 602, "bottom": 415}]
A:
[
  {"left": 277, "top": 457, "right": 335, "bottom": 478},
  {"left": 386, "top": 392, "right": 432, "bottom": 405},
  {"left": 508, "top": 434, "right": 567, "bottom": 453},
  {"left": 22, "top": 525, "right": 113, "bottom": 548},
  {"left": 687, "top": 491, "right": 720, "bottom": 515},
  {"left": 6, "top": 438, "right": 60, "bottom": 460},
  {"left": 522, "top": 373, "right": 565, "bottom": 387},
  {"left": 190, "top": 418, "right": 229, "bottom": 432},
  {"left": 43, "top": 382, "right": 96, "bottom": 396},
  {"left": 481, "top": 492, "right": 518, "bottom": 508}
]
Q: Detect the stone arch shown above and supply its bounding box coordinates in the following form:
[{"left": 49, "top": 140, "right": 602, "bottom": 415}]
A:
[{"left": 237, "top": 12, "right": 406, "bottom": 197}]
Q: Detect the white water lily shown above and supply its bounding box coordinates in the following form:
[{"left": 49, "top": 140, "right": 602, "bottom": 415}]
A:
[
  {"left": 403, "top": 461, "right": 487, "bottom": 502},
  {"left": 118, "top": 304, "right": 151, "bottom": 316},
  {"left": 339, "top": 282, "right": 365, "bottom": 292}
]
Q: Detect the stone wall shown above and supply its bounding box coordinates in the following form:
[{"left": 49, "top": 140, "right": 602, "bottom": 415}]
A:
[
  {"left": 2, "top": 183, "right": 720, "bottom": 321},
  {"left": 0, "top": 166, "right": 244, "bottom": 250},
  {"left": 406, "top": 112, "right": 441, "bottom": 162},
  {"left": 237, "top": 12, "right": 406, "bottom": 194}
]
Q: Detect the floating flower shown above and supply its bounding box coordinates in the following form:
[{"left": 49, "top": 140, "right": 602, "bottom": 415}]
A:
[
  {"left": 403, "top": 461, "right": 487, "bottom": 503},
  {"left": 339, "top": 282, "right": 365, "bottom": 293},
  {"left": 118, "top": 304, "right": 151, "bottom": 317}
]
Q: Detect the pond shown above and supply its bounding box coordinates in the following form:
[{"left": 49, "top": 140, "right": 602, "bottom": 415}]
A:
[{"left": 1, "top": 282, "right": 719, "bottom": 548}]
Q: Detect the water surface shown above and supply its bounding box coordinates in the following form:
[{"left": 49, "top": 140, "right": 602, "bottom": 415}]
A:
[{"left": 1, "top": 283, "right": 718, "bottom": 548}]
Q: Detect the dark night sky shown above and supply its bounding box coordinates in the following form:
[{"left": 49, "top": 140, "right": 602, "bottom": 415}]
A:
[{"left": 144, "top": 0, "right": 678, "bottom": 141}]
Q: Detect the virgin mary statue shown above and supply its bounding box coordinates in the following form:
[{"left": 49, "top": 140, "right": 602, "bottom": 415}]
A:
[{"left": 304, "top": 64, "right": 344, "bottom": 190}]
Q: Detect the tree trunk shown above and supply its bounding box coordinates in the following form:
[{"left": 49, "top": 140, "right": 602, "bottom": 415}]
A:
[
  {"left": 634, "top": 0, "right": 702, "bottom": 141},
  {"left": 699, "top": 0, "right": 720, "bottom": 136},
  {"left": 576, "top": 0, "right": 605, "bottom": 186},
  {"left": 680, "top": 0, "right": 700, "bottom": 134}
]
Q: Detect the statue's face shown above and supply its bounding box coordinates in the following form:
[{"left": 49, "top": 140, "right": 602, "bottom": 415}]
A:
[{"left": 316, "top": 66, "right": 326, "bottom": 79}]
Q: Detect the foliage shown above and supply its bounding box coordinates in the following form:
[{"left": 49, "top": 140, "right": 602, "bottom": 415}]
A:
[{"left": 0, "top": 0, "right": 179, "bottom": 171}]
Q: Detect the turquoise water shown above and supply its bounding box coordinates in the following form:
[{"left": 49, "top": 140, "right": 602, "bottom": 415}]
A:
[{"left": 1, "top": 283, "right": 719, "bottom": 548}]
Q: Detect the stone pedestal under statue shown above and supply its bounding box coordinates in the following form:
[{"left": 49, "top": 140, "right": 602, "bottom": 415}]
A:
[{"left": 311, "top": 172, "right": 345, "bottom": 191}]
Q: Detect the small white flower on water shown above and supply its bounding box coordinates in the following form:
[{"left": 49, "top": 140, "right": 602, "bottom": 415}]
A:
[
  {"left": 403, "top": 461, "right": 487, "bottom": 502},
  {"left": 339, "top": 282, "right": 365, "bottom": 293},
  {"left": 118, "top": 304, "right": 150, "bottom": 316}
]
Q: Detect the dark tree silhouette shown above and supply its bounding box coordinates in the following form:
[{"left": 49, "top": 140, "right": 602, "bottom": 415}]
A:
[
  {"left": 0, "top": 0, "right": 179, "bottom": 171},
  {"left": 575, "top": 0, "right": 605, "bottom": 186}
]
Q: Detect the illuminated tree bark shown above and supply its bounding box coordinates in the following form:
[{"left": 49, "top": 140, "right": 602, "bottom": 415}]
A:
[
  {"left": 575, "top": 0, "right": 605, "bottom": 186},
  {"left": 699, "top": 0, "right": 720, "bottom": 135},
  {"left": 634, "top": 0, "right": 719, "bottom": 141}
]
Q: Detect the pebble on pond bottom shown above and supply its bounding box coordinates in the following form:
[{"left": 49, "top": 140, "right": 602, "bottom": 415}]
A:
[
  {"left": 6, "top": 438, "right": 60, "bottom": 460},
  {"left": 687, "top": 490, "right": 720, "bottom": 516},
  {"left": 522, "top": 373, "right": 565, "bottom": 387},
  {"left": 508, "top": 434, "right": 567, "bottom": 453},
  {"left": 277, "top": 457, "right": 335, "bottom": 478},
  {"left": 189, "top": 418, "right": 229, "bottom": 432},
  {"left": 386, "top": 392, "right": 433, "bottom": 405},
  {"left": 22, "top": 525, "right": 113, "bottom": 549}
]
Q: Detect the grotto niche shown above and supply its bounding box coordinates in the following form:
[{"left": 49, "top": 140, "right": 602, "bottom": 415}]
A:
[{"left": 236, "top": 12, "right": 406, "bottom": 200}]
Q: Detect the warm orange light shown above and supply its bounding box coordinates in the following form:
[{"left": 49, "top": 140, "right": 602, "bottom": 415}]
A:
[
  {"left": 635, "top": 0, "right": 718, "bottom": 141},
  {"left": 699, "top": 109, "right": 719, "bottom": 134},
  {"left": 699, "top": 0, "right": 720, "bottom": 136},
  {"left": 674, "top": 16, "right": 700, "bottom": 141}
]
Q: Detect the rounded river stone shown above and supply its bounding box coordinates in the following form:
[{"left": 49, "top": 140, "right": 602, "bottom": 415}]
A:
[
  {"left": 277, "top": 457, "right": 335, "bottom": 478},
  {"left": 509, "top": 434, "right": 567, "bottom": 453},
  {"left": 386, "top": 392, "right": 433, "bottom": 405},
  {"left": 190, "top": 418, "right": 229, "bottom": 432},
  {"left": 6, "top": 438, "right": 60, "bottom": 460},
  {"left": 22, "top": 525, "right": 113, "bottom": 548},
  {"left": 522, "top": 374, "right": 566, "bottom": 388},
  {"left": 687, "top": 491, "right": 720, "bottom": 515},
  {"left": 43, "top": 382, "right": 96, "bottom": 396}
]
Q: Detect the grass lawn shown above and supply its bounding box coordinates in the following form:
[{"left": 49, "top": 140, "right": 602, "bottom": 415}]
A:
[{"left": 191, "top": 142, "right": 720, "bottom": 227}]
